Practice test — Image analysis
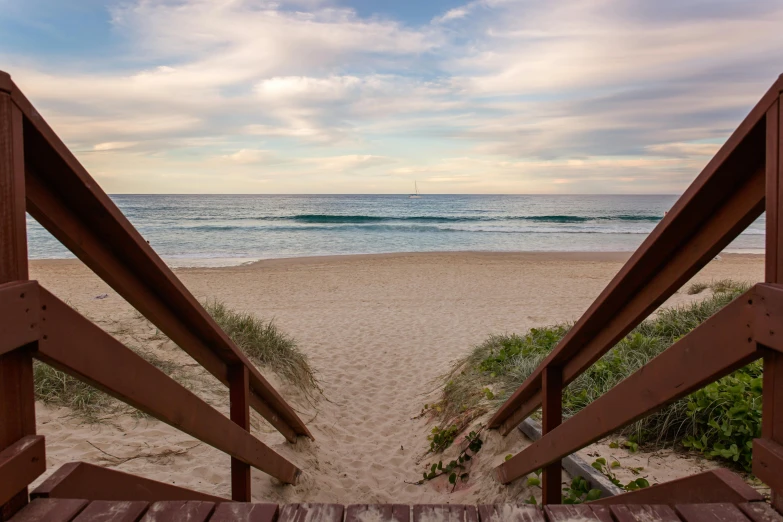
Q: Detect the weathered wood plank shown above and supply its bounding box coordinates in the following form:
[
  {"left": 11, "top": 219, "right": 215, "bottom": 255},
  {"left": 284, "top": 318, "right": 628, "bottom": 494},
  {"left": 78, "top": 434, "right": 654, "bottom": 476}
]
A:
[
  {"left": 9, "top": 499, "right": 87, "bottom": 522},
  {"left": 279, "top": 504, "right": 344, "bottom": 522},
  {"left": 345, "top": 505, "right": 410, "bottom": 522},
  {"left": 545, "top": 505, "right": 604, "bottom": 522},
  {"left": 0, "top": 436, "right": 45, "bottom": 507},
  {"left": 609, "top": 505, "right": 680, "bottom": 522},
  {"left": 35, "top": 288, "right": 301, "bottom": 485},
  {"left": 413, "top": 505, "right": 478, "bottom": 522},
  {"left": 210, "top": 503, "right": 278, "bottom": 522},
  {"left": 592, "top": 469, "right": 762, "bottom": 505},
  {"left": 31, "top": 463, "right": 226, "bottom": 503},
  {"left": 72, "top": 501, "right": 148, "bottom": 522},
  {"left": 476, "top": 504, "right": 543, "bottom": 522},
  {"left": 139, "top": 502, "right": 214, "bottom": 522},
  {"left": 738, "top": 503, "right": 783, "bottom": 522},
  {"left": 675, "top": 504, "right": 752, "bottom": 522}
]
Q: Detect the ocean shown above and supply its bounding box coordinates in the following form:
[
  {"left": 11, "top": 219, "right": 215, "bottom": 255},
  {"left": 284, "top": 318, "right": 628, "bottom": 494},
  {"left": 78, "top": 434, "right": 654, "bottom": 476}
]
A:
[{"left": 27, "top": 194, "right": 764, "bottom": 267}]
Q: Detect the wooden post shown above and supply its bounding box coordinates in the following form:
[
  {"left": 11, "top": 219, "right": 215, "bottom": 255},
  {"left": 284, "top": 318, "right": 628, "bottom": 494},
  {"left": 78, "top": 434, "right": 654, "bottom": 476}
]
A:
[
  {"left": 541, "top": 366, "right": 562, "bottom": 505},
  {"left": 0, "top": 87, "right": 36, "bottom": 520},
  {"left": 229, "top": 364, "right": 251, "bottom": 501},
  {"left": 763, "top": 94, "right": 783, "bottom": 511}
]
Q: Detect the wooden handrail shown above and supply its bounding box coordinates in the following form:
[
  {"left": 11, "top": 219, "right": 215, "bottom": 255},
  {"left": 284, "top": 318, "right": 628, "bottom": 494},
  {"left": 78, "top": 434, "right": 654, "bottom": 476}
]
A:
[
  {"left": 496, "top": 286, "right": 763, "bottom": 484},
  {"left": 0, "top": 71, "right": 310, "bottom": 443},
  {"left": 0, "top": 71, "right": 311, "bottom": 509},
  {"left": 489, "top": 75, "right": 783, "bottom": 435}
]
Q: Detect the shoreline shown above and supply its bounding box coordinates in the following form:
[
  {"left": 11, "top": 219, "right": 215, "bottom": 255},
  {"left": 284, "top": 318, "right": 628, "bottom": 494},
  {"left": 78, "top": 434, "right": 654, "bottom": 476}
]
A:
[{"left": 29, "top": 249, "right": 765, "bottom": 271}]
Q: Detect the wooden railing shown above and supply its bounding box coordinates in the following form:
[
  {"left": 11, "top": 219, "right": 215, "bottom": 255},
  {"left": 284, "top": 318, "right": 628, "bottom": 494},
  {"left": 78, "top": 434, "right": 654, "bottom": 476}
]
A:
[
  {"left": 0, "top": 71, "right": 310, "bottom": 517},
  {"left": 491, "top": 74, "right": 783, "bottom": 507}
]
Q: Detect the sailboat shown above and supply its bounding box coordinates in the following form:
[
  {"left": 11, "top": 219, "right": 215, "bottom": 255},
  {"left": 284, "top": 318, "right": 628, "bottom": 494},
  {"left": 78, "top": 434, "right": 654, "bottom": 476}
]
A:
[{"left": 409, "top": 181, "right": 422, "bottom": 199}]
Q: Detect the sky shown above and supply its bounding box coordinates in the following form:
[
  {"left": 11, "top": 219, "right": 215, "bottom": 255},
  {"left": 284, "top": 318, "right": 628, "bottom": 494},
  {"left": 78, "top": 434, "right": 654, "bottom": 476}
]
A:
[{"left": 1, "top": 0, "right": 782, "bottom": 194}]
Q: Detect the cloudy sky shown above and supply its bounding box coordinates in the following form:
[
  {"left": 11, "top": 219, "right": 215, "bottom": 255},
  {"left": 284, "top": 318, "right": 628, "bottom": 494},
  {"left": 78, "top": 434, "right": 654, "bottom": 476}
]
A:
[{"left": 1, "top": 0, "right": 782, "bottom": 194}]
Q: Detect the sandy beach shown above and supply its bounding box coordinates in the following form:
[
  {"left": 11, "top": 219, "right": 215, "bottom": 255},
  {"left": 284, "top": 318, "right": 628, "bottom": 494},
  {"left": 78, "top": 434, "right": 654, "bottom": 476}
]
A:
[{"left": 29, "top": 251, "right": 765, "bottom": 504}]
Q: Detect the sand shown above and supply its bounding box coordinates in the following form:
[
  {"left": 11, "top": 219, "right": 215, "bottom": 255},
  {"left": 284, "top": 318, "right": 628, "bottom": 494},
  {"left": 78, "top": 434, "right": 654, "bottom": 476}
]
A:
[{"left": 28, "top": 251, "right": 765, "bottom": 504}]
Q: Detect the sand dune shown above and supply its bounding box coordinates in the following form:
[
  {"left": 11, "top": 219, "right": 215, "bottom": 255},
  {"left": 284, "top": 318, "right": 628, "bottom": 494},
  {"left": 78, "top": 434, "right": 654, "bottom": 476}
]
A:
[{"left": 29, "top": 252, "right": 764, "bottom": 504}]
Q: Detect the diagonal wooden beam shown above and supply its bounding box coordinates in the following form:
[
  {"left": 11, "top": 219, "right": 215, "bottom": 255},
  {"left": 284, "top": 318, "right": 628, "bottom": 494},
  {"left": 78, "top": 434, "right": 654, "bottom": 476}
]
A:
[
  {"left": 495, "top": 288, "right": 762, "bottom": 484},
  {"left": 34, "top": 284, "right": 301, "bottom": 485},
  {"left": 489, "top": 75, "right": 783, "bottom": 435}
]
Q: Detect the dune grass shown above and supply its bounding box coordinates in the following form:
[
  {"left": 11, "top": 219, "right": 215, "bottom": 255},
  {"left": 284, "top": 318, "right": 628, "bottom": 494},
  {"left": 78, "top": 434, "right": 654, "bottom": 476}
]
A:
[
  {"left": 435, "top": 280, "right": 761, "bottom": 470},
  {"left": 204, "top": 300, "right": 319, "bottom": 394}
]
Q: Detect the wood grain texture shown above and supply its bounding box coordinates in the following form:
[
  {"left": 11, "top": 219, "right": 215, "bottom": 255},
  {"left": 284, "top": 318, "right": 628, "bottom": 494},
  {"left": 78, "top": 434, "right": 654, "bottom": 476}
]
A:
[
  {"left": 609, "top": 505, "right": 680, "bottom": 522},
  {"left": 279, "top": 504, "right": 344, "bottom": 522},
  {"left": 9, "top": 499, "right": 87, "bottom": 522},
  {"left": 345, "top": 505, "right": 410, "bottom": 522},
  {"left": 139, "top": 502, "right": 214, "bottom": 522},
  {"left": 72, "top": 501, "right": 148, "bottom": 522},
  {"left": 209, "top": 503, "right": 278, "bottom": 522},
  {"left": 675, "top": 504, "right": 751, "bottom": 522}
]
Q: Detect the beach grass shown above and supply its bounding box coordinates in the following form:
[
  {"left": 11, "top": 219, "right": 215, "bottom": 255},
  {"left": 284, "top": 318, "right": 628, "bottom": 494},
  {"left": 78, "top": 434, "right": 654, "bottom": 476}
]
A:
[
  {"left": 435, "top": 280, "right": 761, "bottom": 470},
  {"left": 204, "top": 300, "right": 319, "bottom": 394}
]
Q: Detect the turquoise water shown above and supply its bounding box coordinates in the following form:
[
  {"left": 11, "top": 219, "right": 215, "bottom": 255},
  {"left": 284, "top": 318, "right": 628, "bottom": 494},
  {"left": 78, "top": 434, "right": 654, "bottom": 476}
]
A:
[{"left": 26, "top": 194, "right": 764, "bottom": 266}]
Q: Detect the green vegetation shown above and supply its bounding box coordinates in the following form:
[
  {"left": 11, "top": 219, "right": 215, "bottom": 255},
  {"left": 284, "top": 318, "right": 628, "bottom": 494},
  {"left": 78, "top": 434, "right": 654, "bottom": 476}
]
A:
[
  {"left": 412, "top": 429, "right": 485, "bottom": 491},
  {"left": 435, "top": 280, "right": 762, "bottom": 471},
  {"left": 204, "top": 300, "right": 318, "bottom": 394}
]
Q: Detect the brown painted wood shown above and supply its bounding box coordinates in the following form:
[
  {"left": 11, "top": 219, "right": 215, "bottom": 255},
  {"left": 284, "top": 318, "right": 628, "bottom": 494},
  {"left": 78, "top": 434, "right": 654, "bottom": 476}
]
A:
[
  {"left": 72, "top": 501, "right": 148, "bottom": 522},
  {"left": 738, "top": 503, "right": 783, "bottom": 522},
  {"left": 34, "top": 287, "right": 300, "bottom": 484},
  {"left": 345, "top": 505, "right": 410, "bottom": 522},
  {"left": 139, "top": 502, "right": 214, "bottom": 522},
  {"left": 496, "top": 291, "right": 760, "bottom": 484},
  {"left": 545, "top": 505, "right": 603, "bottom": 522},
  {"left": 0, "top": 282, "right": 39, "bottom": 357},
  {"left": 0, "top": 436, "right": 45, "bottom": 506},
  {"left": 0, "top": 88, "right": 35, "bottom": 521},
  {"left": 541, "top": 366, "right": 562, "bottom": 505},
  {"left": 752, "top": 438, "right": 783, "bottom": 495},
  {"left": 609, "top": 505, "right": 680, "bottom": 522},
  {"left": 490, "top": 76, "right": 783, "bottom": 434},
  {"left": 279, "top": 504, "right": 344, "bottom": 522},
  {"left": 9, "top": 499, "right": 87, "bottom": 522},
  {"left": 766, "top": 99, "right": 781, "bottom": 283},
  {"left": 592, "top": 469, "right": 763, "bottom": 505},
  {"left": 587, "top": 506, "right": 613, "bottom": 522},
  {"left": 412, "top": 505, "right": 478, "bottom": 522},
  {"left": 31, "top": 462, "right": 226, "bottom": 503},
  {"left": 5, "top": 74, "right": 309, "bottom": 441},
  {"left": 229, "top": 365, "right": 251, "bottom": 502},
  {"left": 210, "top": 503, "right": 279, "bottom": 522},
  {"left": 763, "top": 92, "right": 783, "bottom": 510},
  {"left": 675, "top": 504, "right": 751, "bottom": 522},
  {"left": 476, "top": 504, "right": 543, "bottom": 522}
]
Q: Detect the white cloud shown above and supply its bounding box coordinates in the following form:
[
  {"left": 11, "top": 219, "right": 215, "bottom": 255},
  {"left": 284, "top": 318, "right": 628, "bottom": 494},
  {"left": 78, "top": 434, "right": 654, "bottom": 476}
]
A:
[{"left": 4, "top": 0, "right": 783, "bottom": 193}]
